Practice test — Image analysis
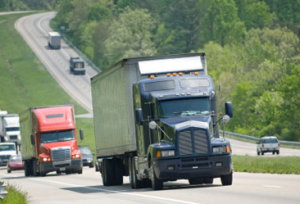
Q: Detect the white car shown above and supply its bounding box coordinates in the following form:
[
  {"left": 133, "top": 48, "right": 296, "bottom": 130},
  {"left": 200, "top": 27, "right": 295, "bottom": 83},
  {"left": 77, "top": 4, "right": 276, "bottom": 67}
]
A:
[{"left": 257, "top": 136, "right": 280, "bottom": 155}]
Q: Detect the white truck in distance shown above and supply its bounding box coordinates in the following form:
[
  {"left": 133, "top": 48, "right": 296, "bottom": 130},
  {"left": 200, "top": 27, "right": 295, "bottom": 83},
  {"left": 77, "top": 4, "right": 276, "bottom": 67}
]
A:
[
  {"left": 48, "top": 32, "right": 61, "bottom": 49},
  {"left": 0, "top": 142, "right": 17, "bottom": 166},
  {"left": 0, "top": 114, "right": 21, "bottom": 147}
]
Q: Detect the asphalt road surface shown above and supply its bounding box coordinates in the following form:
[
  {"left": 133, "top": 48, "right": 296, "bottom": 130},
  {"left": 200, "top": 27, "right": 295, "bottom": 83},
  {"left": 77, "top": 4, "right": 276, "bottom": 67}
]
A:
[
  {"left": 1, "top": 166, "right": 300, "bottom": 204},
  {"left": 15, "top": 12, "right": 98, "bottom": 115}
]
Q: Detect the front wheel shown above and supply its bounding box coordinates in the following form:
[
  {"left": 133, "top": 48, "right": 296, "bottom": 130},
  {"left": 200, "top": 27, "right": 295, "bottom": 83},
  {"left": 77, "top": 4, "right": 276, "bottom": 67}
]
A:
[
  {"left": 221, "top": 172, "right": 233, "bottom": 186},
  {"left": 7, "top": 169, "right": 11, "bottom": 173},
  {"left": 130, "top": 157, "right": 144, "bottom": 189},
  {"left": 150, "top": 162, "right": 163, "bottom": 190}
]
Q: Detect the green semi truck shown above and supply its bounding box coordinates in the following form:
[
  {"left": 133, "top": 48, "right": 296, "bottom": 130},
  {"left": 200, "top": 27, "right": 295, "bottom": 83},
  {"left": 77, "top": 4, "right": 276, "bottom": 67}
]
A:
[{"left": 91, "top": 53, "right": 233, "bottom": 190}]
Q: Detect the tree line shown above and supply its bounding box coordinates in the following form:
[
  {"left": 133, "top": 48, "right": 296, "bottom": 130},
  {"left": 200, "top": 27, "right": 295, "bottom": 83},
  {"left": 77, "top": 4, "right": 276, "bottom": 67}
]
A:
[{"left": 2, "top": 0, "right": 300, "bottom": 141}]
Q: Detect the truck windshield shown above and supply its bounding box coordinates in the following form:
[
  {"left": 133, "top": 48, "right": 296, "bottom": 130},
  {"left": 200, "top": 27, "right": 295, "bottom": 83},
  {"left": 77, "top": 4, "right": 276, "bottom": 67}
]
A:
[
  {"left": 41, "top": 130, "right": 75, "bottom": 143},
  {"left": 0, "top": 145, "right": 15, "bottom": 151},
  {"left": 5, "top": 127, "right": 20, "bottom": 131},
  {"left": 158, "top": 98, "right": 210, "bottom": 118}
]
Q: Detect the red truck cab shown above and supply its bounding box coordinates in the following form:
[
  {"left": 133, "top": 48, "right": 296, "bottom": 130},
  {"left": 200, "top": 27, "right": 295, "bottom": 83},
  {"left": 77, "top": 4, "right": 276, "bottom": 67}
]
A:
[{"left": 20, "top": 105, "right": 84, "bottom": 176}]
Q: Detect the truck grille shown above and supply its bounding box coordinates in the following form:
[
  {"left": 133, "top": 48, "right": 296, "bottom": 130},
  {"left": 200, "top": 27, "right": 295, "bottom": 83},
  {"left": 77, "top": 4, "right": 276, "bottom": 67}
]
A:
[
  {"left": 194, "top": 130, "right": 208, "bottom": 154},
  {"left": 9, "top": 135, "right": 18, "bottom": 140},
  {"left": 51, "top": 147, "right": 71, "bottom": 161},
  {"left": 0, "top": 155, "right": 10, "bottom": 160},
  {"left": 178, "top": 129, "right": 209, "bottom": 156},
  {"left": 179, "top": 131, "right": 193, "bottom": 155}
]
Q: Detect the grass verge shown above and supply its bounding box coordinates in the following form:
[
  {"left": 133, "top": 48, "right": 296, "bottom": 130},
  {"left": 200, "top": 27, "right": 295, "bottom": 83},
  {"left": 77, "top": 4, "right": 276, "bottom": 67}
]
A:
[
  {"left": 0, "top": 184, "right": 29, "bottom": 204},
  {"left": 233, "top": 155, "right": 300, "bottom": 174},
  {"left": 0, "top": 13, "right": 86, "bottom": 115}
]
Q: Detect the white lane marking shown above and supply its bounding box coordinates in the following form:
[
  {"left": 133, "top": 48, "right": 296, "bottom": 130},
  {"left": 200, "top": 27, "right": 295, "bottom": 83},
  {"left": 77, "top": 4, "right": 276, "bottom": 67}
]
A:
[
  {"left": 263, "top": 185, "right": 282, "bottom": 188},
  {"left": 0, "top": 173, "right": 204, "bottom": 204}
]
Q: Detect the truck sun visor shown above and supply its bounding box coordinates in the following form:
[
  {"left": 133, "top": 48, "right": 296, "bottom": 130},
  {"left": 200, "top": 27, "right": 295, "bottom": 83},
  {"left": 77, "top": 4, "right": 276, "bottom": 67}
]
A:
[{"left": 138, "top": 56, "right": 203, "bottom": 75}]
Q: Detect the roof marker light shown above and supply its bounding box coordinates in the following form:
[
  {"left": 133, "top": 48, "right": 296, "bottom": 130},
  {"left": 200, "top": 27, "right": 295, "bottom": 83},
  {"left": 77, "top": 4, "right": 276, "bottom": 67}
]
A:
[
  {"left": 150, "top": 75, "right": 155, "bottom": 79},
  {"left": 167, "top": 73, "right": 171, "bottom": 77},
  {"left": 179, "top": 72, "right": 183, "bottom": 76},
  {"left": 195, "top": 72, "right": 199, "bottom": 76},
  {"left": 173, "top": 73, "right": 177, "bottom": 76}
]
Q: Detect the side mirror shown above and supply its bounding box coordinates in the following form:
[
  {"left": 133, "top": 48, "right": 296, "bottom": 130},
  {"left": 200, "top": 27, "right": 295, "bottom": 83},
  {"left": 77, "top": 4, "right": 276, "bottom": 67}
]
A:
[
  {"left": 149, "top": 121, "right": 157, "bottom": 130},
  {"left": 135, "top": 109, "right": 143, "bottom": 125},
  {"left": 80, "top": 129, "right": 84, "bottom": 140},
  {"left": 225, "top": 102, "right": 233, "bottom": 118},
  {"left": 30, "top": 134, "right": 35, "bottom": 146}
]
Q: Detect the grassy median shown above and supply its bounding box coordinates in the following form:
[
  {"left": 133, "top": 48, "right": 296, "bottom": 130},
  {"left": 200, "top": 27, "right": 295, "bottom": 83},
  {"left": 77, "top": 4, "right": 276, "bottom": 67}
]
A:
[
  {"left": 0, "top": 185, "right": 29, "bottom": 204},
  {"left": 233, "top": 155, "right": 300, "bottom": 174}
]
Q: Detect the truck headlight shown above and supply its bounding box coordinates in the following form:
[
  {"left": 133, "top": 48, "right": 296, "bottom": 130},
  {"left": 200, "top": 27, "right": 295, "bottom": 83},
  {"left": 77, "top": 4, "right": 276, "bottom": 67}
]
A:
[
  {"left": 213, "top": 146, "right": 230, "bottom": 153},
  {"left": 161, "top": 150, "right": 175, "bottom": 157}
]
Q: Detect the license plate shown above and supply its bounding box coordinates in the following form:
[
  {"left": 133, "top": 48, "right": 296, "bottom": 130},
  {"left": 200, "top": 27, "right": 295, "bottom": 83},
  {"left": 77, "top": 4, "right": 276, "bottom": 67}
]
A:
[{"left": 60, "top": 168, "right": 66, "bottom": 171}]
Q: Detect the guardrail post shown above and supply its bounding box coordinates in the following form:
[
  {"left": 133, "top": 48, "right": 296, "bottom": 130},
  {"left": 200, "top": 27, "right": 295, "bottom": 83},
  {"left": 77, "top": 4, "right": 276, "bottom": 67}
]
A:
[{"left": 0, "top": 181, "right": 8, "bottom": 199}]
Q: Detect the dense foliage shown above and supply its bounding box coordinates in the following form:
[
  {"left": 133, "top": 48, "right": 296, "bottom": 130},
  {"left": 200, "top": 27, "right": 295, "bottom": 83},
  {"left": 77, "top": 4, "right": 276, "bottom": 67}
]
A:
[{"left": 2, "top": 0, "right": 300, "bottom": 141}]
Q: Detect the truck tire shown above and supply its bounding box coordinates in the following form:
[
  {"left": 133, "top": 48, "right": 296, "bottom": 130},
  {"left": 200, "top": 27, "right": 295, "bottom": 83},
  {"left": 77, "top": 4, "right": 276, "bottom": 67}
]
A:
[
  {"left": 221, "top": 172, "right": 233, "bottom": 186},
  {"left": 77, "top": 168, "right": 83, "bottom": 174},
  {"left": 113, "top": 159, "right": 123, "bottom": 185},
  {"left": 24, "top": 160, "right": 33, "bottom": 177},
  {"left": 257, "top": 151, "right": 260, "bottom": 156},
  {"left": 32, "top": 160, "right": 39, "bottom": 176},
  {"left": 277, "top": 150, "right": 280, "bottom": 155},
  {"left": 150, "top": 162, "right": 163, "bottom": 190},
  {"left": 102, "top": 159, "right": 114, "bottom": 186},
  {"left": 261, "top": 151, "right": 264, "bottom": 155},
  {"left": 130, "top": 157, "right": 144, "bottom": 189}
]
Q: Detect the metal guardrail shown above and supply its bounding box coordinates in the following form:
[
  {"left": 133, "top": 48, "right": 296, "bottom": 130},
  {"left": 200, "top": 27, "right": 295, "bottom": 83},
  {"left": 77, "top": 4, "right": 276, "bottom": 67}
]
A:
[
  {"left": 0, "top": 181, "right": 8, "bottom": 199},
  {"left": 59, "top": 33, "right": 102, "bottom": 73},
  {"left": 223, "top": 131, "right": 300, "bottom": 146}
]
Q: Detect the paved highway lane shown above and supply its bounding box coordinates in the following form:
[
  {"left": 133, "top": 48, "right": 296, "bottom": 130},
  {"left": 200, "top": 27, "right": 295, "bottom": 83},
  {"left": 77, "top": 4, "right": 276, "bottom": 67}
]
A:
[
  {"left": 15, "top": 12, "right": 98, "bottom": 114},
  {"left": 228, "top": 138, "right": 300, "bottom": 156},
  {"left": 1, "top": 167, "right": 300, "bottom": 204}
]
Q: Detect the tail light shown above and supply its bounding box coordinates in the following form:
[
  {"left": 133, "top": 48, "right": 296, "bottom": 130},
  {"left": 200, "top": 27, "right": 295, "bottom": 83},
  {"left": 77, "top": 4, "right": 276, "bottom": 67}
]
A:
[
  {"left": 262, "top": 144, "right": 264, "bottom": 148},
  {"left": 278, "top": 143, "right": 280, "bottom": 147}
]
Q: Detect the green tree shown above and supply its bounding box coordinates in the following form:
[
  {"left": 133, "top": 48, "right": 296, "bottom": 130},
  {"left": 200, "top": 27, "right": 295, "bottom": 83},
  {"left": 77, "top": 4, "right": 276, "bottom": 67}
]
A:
[
  {"left": 202, "top": 0, "right": 246, "bottom": 46},
  {"left": 103, "top": 7, "right": 157, "bottom": 67},
  {"left": 234, "top": 0, "right": 273, "bottom": 30}
]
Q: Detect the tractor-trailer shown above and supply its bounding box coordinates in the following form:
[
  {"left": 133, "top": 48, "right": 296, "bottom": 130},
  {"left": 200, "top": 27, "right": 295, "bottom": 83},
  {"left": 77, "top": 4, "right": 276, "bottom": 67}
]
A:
[
  {"left": 20, "top": 105, "right": 84, "bottom": 177},
  {"left": 91, "top": 53, "right": 234, "bottom": 190},
  {"left": 48, "top": 32, "right": 61, "bottom": 49}
]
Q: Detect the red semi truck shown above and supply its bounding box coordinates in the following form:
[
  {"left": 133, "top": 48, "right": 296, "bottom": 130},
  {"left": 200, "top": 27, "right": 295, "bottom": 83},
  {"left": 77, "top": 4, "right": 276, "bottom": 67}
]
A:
[{"left": 20, "top": 105, "right": 84, "bottom": 176}]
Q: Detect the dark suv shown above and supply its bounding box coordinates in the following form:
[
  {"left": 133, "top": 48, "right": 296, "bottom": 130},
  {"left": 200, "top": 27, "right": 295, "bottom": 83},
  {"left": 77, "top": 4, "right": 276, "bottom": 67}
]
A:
[{"left": 79, "top": 146, "right": 94, "bottom": 168}]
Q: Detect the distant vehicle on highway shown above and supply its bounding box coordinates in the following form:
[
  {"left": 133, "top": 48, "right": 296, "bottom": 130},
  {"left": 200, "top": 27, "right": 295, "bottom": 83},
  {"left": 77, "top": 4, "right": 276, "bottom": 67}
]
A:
[
  {"left": 70, "top": 57, "right": 85, "bottom": 75},
  {"left": 257, "top": 136, "right": 280, "bottom": 155},
  {"left": 7, "top": 155, "right": 24, "bottom": 173},
  {"left": 79, "top": 146, "right": 94, "bottom": 168},
  {"left": 0, "top": 142, "right": 17, "bottom": 166},
  {"left": 48, "top": 32, "right": 61, "bottom": 49}
]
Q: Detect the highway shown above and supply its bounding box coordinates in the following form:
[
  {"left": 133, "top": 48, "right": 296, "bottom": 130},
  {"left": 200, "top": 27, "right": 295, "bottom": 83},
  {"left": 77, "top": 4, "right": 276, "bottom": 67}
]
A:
[
  {"left": 14, "top": 12, "right": 98, "bottom": 115},
  {"left": 1, "top": 11, "right": 300, "bottom": 204},
  {"left": 1, "top": 166, "right": 300, "bottom": 204}
]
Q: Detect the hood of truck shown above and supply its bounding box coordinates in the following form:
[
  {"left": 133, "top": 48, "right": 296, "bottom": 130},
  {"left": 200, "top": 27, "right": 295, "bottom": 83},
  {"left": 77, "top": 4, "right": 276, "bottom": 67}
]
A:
[
  {"left": 40, "top": 140, "right": 77, "bottom": 155},
  {"left": 0, "top": 150, "right": 17, "bottom": 156},
  {"left": 160, "top": 115, "right": 210, "bottom": 131}
]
